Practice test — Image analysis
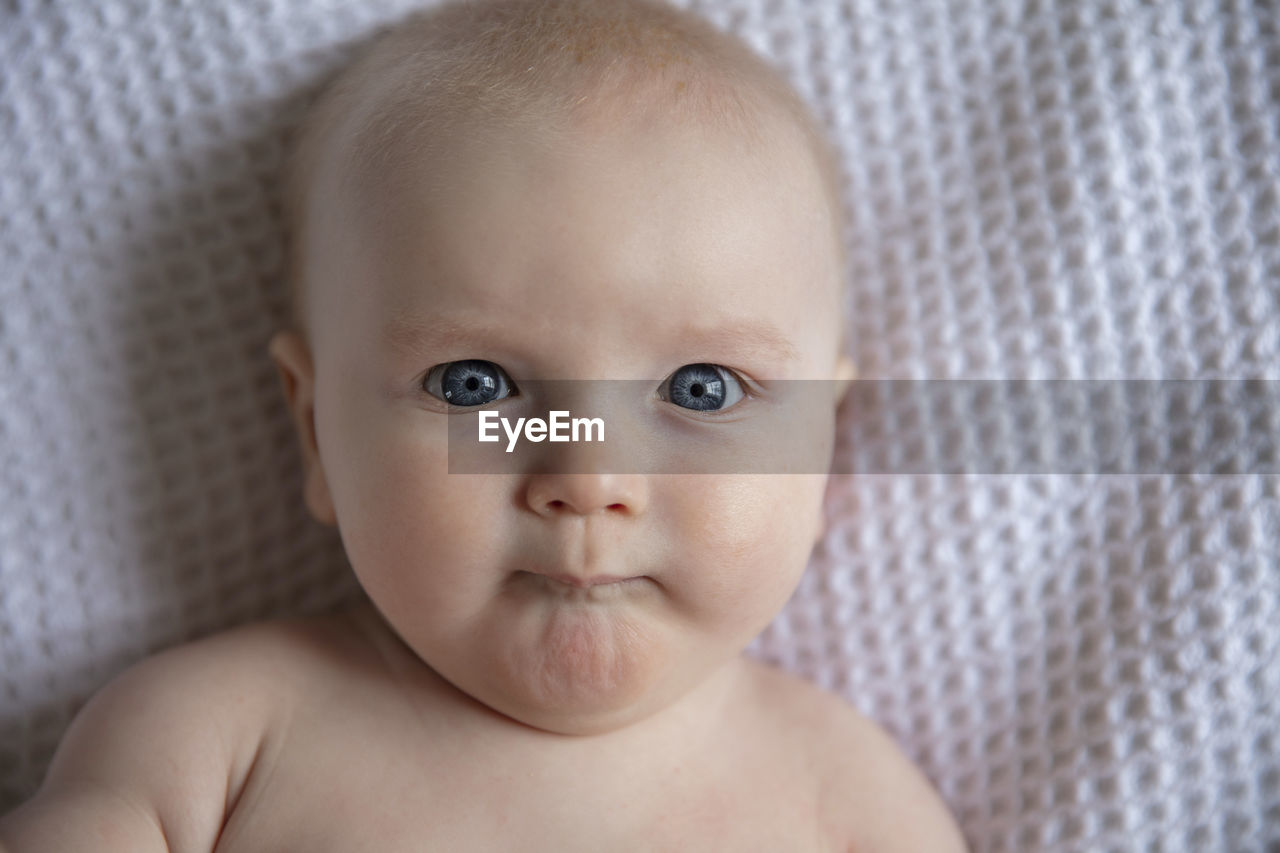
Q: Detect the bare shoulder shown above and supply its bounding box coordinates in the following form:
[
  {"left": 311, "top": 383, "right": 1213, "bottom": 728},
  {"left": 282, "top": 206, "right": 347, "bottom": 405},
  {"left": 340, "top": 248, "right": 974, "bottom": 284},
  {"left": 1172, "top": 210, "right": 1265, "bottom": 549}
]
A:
[
  {"left": 741, "top": 658, "right": 969, "bottom": 853},
  {"left": 0, "top": 606, "right": 365, "bottom": 852}
]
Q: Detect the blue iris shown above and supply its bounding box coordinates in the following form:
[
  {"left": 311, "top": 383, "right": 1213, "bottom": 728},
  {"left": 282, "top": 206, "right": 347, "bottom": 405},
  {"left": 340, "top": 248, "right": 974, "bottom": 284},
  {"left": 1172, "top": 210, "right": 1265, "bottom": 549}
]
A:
[
  {"left": 666, "top": 363, "right": 729, "bottom": 411},
  {"left": 433, "top": 360, "right": 512, "bottom": 406}
]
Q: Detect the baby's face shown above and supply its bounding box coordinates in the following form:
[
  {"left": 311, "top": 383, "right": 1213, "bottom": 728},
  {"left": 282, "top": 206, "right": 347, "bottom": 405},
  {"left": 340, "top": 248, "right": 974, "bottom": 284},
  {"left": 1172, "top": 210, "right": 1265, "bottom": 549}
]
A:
[{"left": 294, "top": 106, "right": 849, "bottom": 734}]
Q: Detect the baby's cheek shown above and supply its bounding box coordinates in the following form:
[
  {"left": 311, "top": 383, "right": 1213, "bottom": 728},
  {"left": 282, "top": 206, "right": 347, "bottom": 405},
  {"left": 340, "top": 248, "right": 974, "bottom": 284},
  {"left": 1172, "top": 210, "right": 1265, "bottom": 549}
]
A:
[
  {"left": 335, "top": 417, "right": 500, "bottom": 585},
  {"left": 662, "top": 474, "right": 821, "bottom": 616}
]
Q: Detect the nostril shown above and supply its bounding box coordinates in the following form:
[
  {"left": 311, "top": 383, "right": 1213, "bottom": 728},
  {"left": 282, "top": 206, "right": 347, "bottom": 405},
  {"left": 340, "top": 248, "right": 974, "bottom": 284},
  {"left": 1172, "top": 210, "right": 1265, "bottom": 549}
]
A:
[
  {"left": 606, "top": 503, "right": 626, "bottom": 511},
  {"left": 548, "top": 499, "right": 566, "bottom": 510}
]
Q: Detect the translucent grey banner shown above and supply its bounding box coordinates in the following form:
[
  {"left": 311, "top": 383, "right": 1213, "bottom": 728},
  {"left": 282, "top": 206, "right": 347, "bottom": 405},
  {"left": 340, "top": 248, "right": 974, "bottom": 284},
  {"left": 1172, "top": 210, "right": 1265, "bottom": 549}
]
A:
[{"left": 445, "top": 380, "right": 1280, "bottom": 474}]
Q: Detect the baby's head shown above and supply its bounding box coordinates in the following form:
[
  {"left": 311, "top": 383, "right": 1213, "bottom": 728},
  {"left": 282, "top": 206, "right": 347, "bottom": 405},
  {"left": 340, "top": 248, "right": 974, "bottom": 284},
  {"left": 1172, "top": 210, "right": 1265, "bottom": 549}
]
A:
[{"left": 270, "top": 0, "right": 855, "bottom": 735}]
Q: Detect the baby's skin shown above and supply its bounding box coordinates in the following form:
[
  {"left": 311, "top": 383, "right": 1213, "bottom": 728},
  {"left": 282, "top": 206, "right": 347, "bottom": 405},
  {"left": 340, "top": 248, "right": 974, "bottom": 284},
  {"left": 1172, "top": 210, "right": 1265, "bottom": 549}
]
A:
[
  {"left": 0, "top": 2, "right": 968, "bottom": 849},
  {"left": 0, "top": 599, "right": 962, "bottom": 852}
]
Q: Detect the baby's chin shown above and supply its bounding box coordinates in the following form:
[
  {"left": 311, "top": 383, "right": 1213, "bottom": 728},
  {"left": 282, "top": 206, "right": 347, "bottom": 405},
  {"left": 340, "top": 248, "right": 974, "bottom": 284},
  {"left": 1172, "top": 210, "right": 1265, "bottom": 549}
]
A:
[
  {"left": 431, "top": 593, "right": 716, "bottom": 736},
  {"left": 489, "top": 602, "right": 675, "bottom": 734}
]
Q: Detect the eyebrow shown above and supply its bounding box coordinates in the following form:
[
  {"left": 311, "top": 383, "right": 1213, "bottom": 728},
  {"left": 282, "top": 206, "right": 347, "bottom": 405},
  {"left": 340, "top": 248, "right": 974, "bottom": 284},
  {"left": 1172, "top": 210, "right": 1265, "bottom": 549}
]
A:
[
  {"left": 382, "top": 315, "right": 498, "bottom": 356},
  {"left": 381, "top": 312, "right": 800, "bottom": 364},
  {"left": 668, "top": 320, "right": 800, "bottom": 364}
]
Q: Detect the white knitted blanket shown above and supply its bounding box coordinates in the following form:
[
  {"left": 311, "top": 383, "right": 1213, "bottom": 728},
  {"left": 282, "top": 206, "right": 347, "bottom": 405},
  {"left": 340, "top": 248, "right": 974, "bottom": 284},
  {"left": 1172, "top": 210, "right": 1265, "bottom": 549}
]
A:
[{"left": 1, "top": 1, "right": 1277, "bottom": 850}]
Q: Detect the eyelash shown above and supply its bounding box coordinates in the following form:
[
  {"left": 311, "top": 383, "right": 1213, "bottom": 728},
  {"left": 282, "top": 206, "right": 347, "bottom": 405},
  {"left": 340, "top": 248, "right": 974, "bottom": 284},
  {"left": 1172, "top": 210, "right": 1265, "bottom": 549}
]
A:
[
  {"left": 655, "top": 363, "right": 750, "bottom": 415},
  {"left": 420, "top": 360, "right": 518, "bottom": 407}
]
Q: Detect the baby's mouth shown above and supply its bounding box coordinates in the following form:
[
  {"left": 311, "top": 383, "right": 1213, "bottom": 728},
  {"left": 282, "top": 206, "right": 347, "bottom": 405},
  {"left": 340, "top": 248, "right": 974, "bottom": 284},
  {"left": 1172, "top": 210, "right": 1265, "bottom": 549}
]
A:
[
  {"left": 540, "top": 572, "right": 636, "bottom": 588},
  {"left": 513, "top": 569, "right": 651, "bottom": 598}
]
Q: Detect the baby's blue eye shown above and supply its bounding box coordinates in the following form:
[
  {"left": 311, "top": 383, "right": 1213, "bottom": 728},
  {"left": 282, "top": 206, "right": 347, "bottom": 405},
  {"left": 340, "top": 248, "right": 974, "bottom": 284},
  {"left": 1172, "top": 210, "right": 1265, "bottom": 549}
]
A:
[
  {"left": 423, "top": 360, "right": 516, "bottom": 406},
  {"left": 661, "top": 363, "right": 745, "bottom": 411}
]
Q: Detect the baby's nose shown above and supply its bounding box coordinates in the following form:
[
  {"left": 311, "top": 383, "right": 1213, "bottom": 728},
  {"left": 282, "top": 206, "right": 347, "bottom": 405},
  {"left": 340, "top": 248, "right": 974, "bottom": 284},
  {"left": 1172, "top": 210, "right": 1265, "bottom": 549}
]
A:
[{"left": 524, "top": 473, "right": 648, "bottom": 518}]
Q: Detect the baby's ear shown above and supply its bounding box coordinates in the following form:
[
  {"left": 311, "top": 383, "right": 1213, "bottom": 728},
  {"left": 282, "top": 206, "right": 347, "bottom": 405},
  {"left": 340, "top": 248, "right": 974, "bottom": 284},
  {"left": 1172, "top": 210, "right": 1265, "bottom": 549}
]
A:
[
  {"left": 834, "top": 355, "right": 857, "bottom": 400},
  {"left": 267, "top": 330, "right": 337, "bottom": 527}
]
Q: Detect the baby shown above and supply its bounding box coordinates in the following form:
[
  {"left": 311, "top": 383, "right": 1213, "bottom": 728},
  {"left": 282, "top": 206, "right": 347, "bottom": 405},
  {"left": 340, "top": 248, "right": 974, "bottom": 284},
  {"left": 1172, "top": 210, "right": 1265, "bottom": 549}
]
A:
[{"left": 0, "top": 0, "right": 966, "bottom": 850}]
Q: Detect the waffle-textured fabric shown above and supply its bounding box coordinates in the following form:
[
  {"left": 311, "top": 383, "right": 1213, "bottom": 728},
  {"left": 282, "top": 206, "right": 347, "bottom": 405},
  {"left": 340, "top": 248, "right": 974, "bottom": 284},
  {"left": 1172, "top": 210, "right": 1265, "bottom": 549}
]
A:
[{"left": 1, "top": 1, "right": 1277, "bottom": 850}]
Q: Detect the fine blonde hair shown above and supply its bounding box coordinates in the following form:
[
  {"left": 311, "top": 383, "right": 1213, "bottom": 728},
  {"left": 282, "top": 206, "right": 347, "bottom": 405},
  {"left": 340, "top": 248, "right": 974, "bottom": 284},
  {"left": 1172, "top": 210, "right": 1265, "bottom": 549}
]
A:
[{"left": 283, "top": 0, "right": 845, "bottom": 339}]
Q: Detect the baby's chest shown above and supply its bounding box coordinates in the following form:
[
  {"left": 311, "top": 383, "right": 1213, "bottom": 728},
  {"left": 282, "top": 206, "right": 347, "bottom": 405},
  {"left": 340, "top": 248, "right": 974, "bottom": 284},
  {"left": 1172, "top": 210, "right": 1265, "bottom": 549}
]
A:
[
  {"left": 221, "top": 791, "right": 830, "bottom": 852},
  {"left": 212, "top": 722, "right": 838, "bottom": 852}
]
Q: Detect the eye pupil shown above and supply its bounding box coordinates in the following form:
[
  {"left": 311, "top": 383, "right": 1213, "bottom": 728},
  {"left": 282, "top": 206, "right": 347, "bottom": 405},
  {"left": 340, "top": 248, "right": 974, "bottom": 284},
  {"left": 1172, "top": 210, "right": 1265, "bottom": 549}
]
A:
[
  {"left": 465, "top": 377, "right": 480, "bottom": 391},
  {"left": 689, "top": 383, "right": 705, "bottom": 397}
]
